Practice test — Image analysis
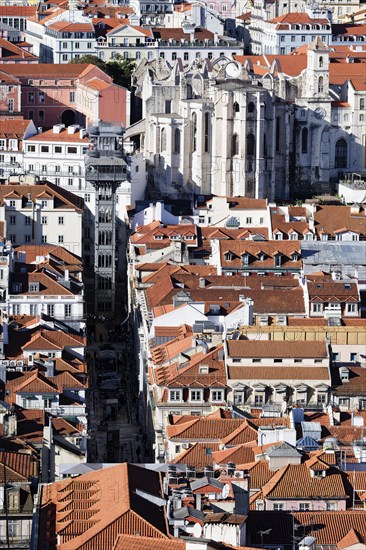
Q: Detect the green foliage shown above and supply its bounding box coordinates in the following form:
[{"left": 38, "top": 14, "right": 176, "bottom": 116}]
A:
[{"left": 69, "top": 54, "right": 136, "bottom": 89}]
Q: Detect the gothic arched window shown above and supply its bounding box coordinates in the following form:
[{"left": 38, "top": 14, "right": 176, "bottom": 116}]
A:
[
  {"left": 247, "top": 133, "right": 255, "bottom": 156},
  {"left": 192, "top": 112, "right": 197, "bottom": 152},
  {"left": 318, "top": 76, "right": 324, "bottom": 94},
  {"left": 174, "top": 128, "right": 180, "bottom": 154},
  {"left": 335, "top": 138, "right": 347, "bottom": 168},
  {"left": 302, "top": 127, "right": 308, "bottom": 154},
  {"left": 161, "top": 128, "right": 167, "bottom": 152},
  {"left": 232, "top": 133, "right": 239, "bottom": 156}
]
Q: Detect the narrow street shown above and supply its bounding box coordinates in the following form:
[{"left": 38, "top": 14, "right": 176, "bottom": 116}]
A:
[{"left": 85, "top": 266, "right": 150, "bottom": 463}]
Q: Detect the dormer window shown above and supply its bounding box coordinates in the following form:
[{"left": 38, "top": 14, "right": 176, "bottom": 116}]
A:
[
  {"left": 154, "top": 234, "right": 164, "bottom": 240},
  {"left": 190, "top": 389, "right": 203, "bottom": 402},
  {"left": 258, "top": 253, "right": 266, "bottom": 262},
  {"left": 274, "top": 253, "right": 282, "bottom": 267},
  {"left": 242, "top": 253, "right": 250, "bottom": 266},
  {"left": 199, "top": 365, "right": 209, "bottom": 374},
  {"left": 225, "top": 252, "right": 234, "bottom": 261},
  {"left": 291, "top": 252, "right": 300, "bottom": 261},
  {"left": 340, "top": 368, "right": 349, "bottom": 382},
  {"left": 28, "top": 283, "right": 39, "bottom": 293},
  {"left": 169, "top": 389, "right": 182, "bottom": 402}
]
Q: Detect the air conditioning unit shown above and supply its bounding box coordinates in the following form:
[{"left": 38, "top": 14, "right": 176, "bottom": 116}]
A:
[
  {"left": 2, "top": 360, "right": 9, "bottom": 366},
  {"left": 9, "top": 360, "right": 16, "bottom": 366},
  {"left": 234, "top": 470, "right": 244, "bottom": 478},
  {"left": 17, "top": 361, "right": 23, "bottom": 367}
]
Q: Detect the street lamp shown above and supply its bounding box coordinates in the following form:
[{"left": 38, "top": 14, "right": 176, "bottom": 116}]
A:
[{"left": 258, "top": 529, "right": 272, "bottom": 549}]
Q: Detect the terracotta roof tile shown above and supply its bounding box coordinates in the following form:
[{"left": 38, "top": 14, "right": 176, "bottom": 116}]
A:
[
  {"left": 39, "top": 464, "right": 168, "bottom": 550},
  {"left": 228, "top": 366, "right": 330, "bottom": 381},
  {"left": 226, "top": 340, "right": 327, "bottom": 358},
  {"left": 113, "top": 536, "right": 185, "bottom": 550},
  {"left": 172, "top": 442, "right": 220, "bottom": 470}
]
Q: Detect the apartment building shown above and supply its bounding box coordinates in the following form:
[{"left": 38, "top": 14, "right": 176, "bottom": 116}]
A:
[
  {"left": 0, "top": 63, "right": 130, "bottom": 129},
  {"left": 0, "top": 119, "right": 37, "bottom": 182},
  {"left": 96, "top": 24, "right": 244, "bottom": 64},
  {"left": 0, "top": 179, "right": 83, "bottom": 256}
]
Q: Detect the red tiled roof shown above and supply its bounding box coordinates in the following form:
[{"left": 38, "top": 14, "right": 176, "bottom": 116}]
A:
[
  {"left": 228, "top": 366, "right": 330, "bottom": 381},
  {"left": 39, "top": 463, "right": 168, "bottom": 550},
  {"left": 226, "top": 340, "right": 327, "bottom": 358},
  {"left": 113, "top": 536, "right": 185, "bottom": 550}
]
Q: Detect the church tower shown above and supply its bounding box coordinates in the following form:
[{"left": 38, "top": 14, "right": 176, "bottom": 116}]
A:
[{"left": 306, "top": 37, "right": 329, "bottom": 99}]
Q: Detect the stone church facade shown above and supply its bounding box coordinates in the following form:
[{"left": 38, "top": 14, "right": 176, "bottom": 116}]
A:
[{"left": 131, "top": 38, "right": 365, "bottom": 201}]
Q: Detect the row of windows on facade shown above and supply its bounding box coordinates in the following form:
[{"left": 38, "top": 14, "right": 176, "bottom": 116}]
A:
[
  {"left": 12, "top": 304, "right": 73, "bottom": 316},
  {"left": 8, "top": 234, "right": 66, "bottom": 244},
  {"left": 101, "top": 50, "right": 232, "bottom": 61},
  {"left": 9, "top": 215, "right": 65, "bottom": 225},
  {"left": 27, "top": 144, "right": 83, "bottom": 154},
  {"left": 27, "top": 91, "right": 76, "bottom": 103}
]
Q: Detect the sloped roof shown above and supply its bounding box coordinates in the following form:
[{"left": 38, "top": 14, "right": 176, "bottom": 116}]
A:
[{"left": 39, "top": 463, "right": 168, "bottom": 550}]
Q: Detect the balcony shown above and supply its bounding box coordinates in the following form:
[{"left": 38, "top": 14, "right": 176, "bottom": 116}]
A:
[
  {"left": 45, "top": 405, "right": 87, "bottom": 417},
  {"left": 324, "top": 305, "right": 342, "bottom": 318},
  {"left": 0, "top": 535, "right": 31, "bottom": 548},
  {"left": 9, "top": 294, "right": 83, "bottom": 301}
]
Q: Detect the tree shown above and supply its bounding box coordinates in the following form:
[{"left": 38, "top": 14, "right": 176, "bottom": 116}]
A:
[
  {"left": 69, "top": 54, "right": 136, "bottom": 89},
  {"left": 69, "top": 55, "right": 107, "bottom": 71}
]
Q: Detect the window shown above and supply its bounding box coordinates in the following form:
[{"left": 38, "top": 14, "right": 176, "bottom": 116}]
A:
[
  {"left": 41, "top": 145, "right": 49, "bottom": 153},
  {"left": 8, "top": 520, "right": 19, "bottom": 538},
  {"left": 350, "top": 352, "right": 358, "bottom": 362},
  {"left": 29, "top": 110, "right": 34, "bottom": 120},
  {"left": 318, "top": 76, "right": 324, "bottom": 93},
  {"left": 160, "top": 128, "right": 167, "bottom": 152},
  {"left": 192, "top": 113, "right": 197, "bottom": 152},
  {"left": 273, "top": 503, "right": 284, "bottom": 511},
  {"left": 28, "top": 92, "right": 34, "bottom": 103},
  {"left": 302, "top": 127, "right": 308, "bottom": 153},
  {"left": 58, "top": 235, "right": 64, "bottom": 243},
  {"left": 274, "top": 358, "right": 283, "bottom": 363},
  {"left": 190, "top": 390, "right": 202, "bottom": 401},
  {"left": 10, "top": 215, "right": 16, "bottom": 225},
  {"left": 211, "top": 390, "right": 223, "bottom": 402},
  {"left": 85, "top": 194, "right": 91, "bottom": 202},
  {"left": 248, "top": 102, "right": 255, "bottom": 114},
  {"left": 63, "top": 42, "right": 68, "bottom": 49},
  {"left": 326, "top": 502, "right": 337, "bottom": 511},
  {"left": 64, "top": 304, "right": 71, "bottom": 318},
  {"left": 335, "top": 138, "right": 347, "bottom": 168},
  {"left": 27, "top": 145, "right": 36, "bottom": 152},
  {"left": 341, "top": 369, "right": 349, "bottom": 381},
  {"left": 25, "top": 216, "right": 31, "bottom": 225},
  {"left": 70, "top": 91, "right": 75, "bottom": 103},
  {"left": 299, "top": 503, "right": 311, "bottom": 511},
  {"left": 39, "top": 91, "right": 45, "bottom": 103},
  {"left": 254, "top": 394, "right": 264, "bottom": 405},
  {"left": 347, "top": 303, "right": 356, "bottom": 313},
  {"left": 232, "top": 133, "right": 239, "bottom": 156},
  {"left": 233, "top": 101, "right": 240, "bottom": 114},
  {"left": 43, "top": 398, "right": 53, "bottom": 408},
  {"left": 174, "top": 128, "right": 180, "bottom": 154},
  {"left": 184, "top": 52, "right": 189, "bottom": 61},
  {"left": 9, "top": 200, "right": 16, "bottom": 207},
  {"left": 62, "top": 54, "right": 68, "bottom": 61},
  {"left": 58, "top": 216, "right": 64, "bottom": 225},
  {"left": 47, "top": 304, "right": 54, "bottom": 316},
  {"left": 68, "top": 178, "right": 73, "bottom": 186},
  {"left": 67, "top": 147, "right": 77, "bottom": 154},
  {"left": 75, "top": 42, "right": 80, "bottom": 49},
  {"left": 41, "top": 216, "right": 47, "bottom": 224},
  {"left": 276, "top": 117, "right": 280, "bottom": 152},
  {"left": 247, "top": 133, "right": 255, "bottom": 156},
  {"left": 317, "top": 393, "right": 327, "bottom": 404},
  {"left": 204, "top": 112, "right": 210, "bottom": 153},
  {"left": 169, "top": 390, "right": 181, "bottom": 401},
  {"left": 360, "top": 98, "right": 365, "bottom": 111},
  {"left": 8, "top": 99, "right": 14, "bottom": 112},
  {"left": 42, "top": 235, "right": 47, "bottom": 243}
]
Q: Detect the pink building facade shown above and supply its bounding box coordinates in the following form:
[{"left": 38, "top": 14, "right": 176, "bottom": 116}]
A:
[{"left": 0, "top": 63, "right": 129, "bottom": 128}]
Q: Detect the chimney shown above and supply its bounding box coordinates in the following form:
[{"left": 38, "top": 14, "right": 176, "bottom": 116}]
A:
[{"left": 199, "top": 277, "right": 206, "bottom": 288}]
